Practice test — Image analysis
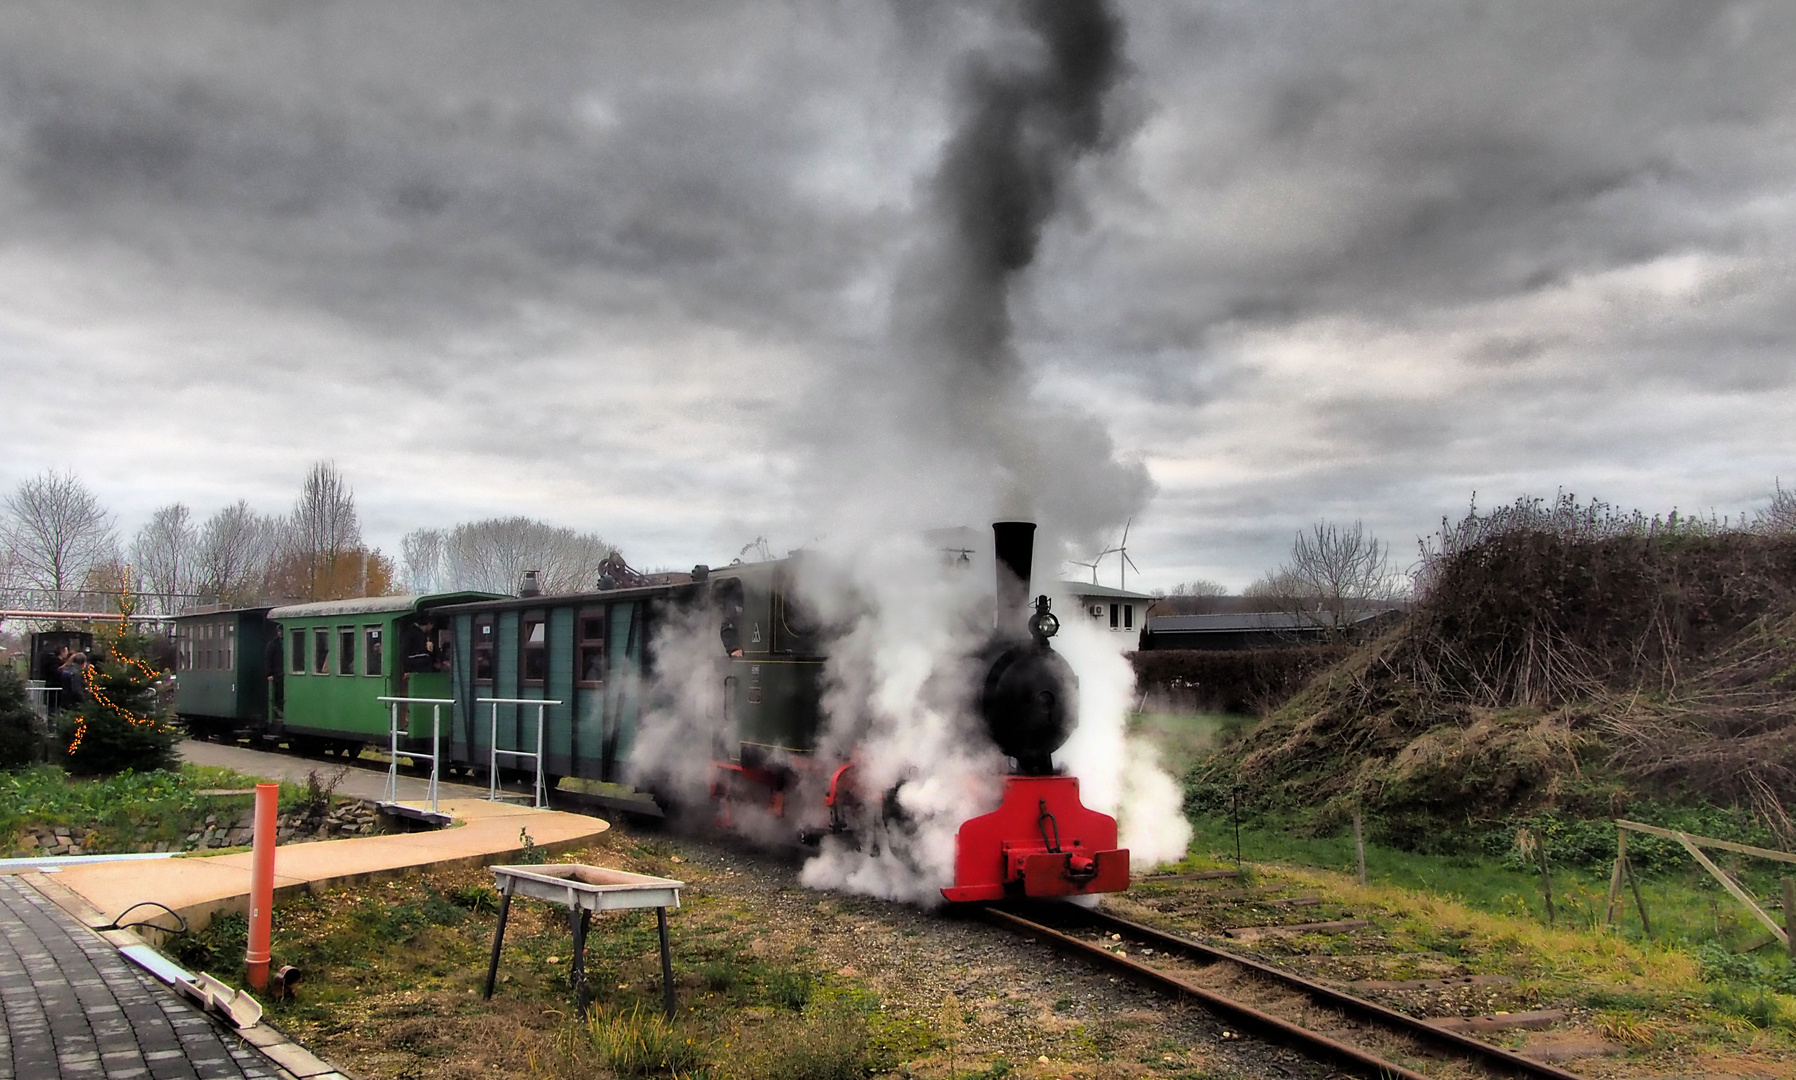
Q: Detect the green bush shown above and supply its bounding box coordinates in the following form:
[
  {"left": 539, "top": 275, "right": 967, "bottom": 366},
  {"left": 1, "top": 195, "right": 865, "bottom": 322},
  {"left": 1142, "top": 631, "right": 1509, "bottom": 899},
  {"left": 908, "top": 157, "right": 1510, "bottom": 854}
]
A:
[{"left": 0, "top": 667, "right": 43, "bottom": 771}]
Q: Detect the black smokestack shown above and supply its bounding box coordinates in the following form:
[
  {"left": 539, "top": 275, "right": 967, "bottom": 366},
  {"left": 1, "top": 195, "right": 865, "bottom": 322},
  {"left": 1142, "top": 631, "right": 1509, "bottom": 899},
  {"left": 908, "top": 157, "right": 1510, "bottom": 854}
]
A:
[{"left": 992, "top": 521, "right": 1036, "bottom": 637}]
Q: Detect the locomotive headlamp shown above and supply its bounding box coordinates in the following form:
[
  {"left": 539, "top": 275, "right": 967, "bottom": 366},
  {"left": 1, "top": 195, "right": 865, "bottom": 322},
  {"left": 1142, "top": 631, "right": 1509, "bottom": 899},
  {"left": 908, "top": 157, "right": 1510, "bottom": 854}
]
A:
[{"left": 1028, "top": 595, "right": 1059, "bottom": 641}]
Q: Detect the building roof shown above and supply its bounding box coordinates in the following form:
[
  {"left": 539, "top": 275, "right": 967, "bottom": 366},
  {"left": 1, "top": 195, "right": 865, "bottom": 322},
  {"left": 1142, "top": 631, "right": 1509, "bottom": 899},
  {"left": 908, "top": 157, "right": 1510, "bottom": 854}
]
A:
[
  {"left": 1145, "top": 609, "right": 1397, "bottom": 634},
  {"left": 1058, "top": 581, "right": 1156, "bottom": 601}
]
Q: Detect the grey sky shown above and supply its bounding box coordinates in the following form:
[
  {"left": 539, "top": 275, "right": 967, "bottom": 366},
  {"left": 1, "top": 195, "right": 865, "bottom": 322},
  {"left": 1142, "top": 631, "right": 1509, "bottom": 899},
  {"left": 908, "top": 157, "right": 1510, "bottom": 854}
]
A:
[{"left": 2, "top": 1, "right": 1793, "bottom": 589}]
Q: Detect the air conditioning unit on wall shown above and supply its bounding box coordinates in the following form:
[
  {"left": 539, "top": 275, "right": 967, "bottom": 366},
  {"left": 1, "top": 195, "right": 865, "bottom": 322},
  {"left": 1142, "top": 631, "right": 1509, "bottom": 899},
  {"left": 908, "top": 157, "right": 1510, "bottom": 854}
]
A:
[{"left": 1089, "top": 605, "right": 1105, "bottom": 617}]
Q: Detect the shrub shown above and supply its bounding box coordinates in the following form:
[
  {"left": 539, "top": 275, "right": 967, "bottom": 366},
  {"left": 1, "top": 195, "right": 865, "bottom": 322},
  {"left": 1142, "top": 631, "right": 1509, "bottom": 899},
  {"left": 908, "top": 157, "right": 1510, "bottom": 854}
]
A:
[
  {"left": 1131, "top": 645, "right": 1350, "bottom": 715},
  {"left": 0, "top": 666, "right": 43, "bottom": 770}
]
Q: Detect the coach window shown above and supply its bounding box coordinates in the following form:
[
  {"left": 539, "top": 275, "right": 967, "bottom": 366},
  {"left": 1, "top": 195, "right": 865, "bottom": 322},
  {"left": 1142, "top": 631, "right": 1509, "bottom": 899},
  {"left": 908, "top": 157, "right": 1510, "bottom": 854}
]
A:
[
  {"left": 337, "top": 626, "right": 356, "bottom": 675},
  {"left": 365, "top": 626, "right": 383, "bottom": 676},
  {"left": 177, "top": 631, "right": 190, "bottom": 672},
  {"left": 473, "top": 615, "right": 495, "bottom": 683},
  {"left": 224, "top": 625, "right": 235, "bottom": 669},
  {"left": 522, "top": 613, "right": 546, "bottom": 685},
  {"left": 291, "top": 629, "right": 306, "bottom": 675},
  {"left": 577, "top": 610, "right": 605, "bottom": 688},
  {"left": 313, "top": 627, "right": 330, "bottom": 675}
]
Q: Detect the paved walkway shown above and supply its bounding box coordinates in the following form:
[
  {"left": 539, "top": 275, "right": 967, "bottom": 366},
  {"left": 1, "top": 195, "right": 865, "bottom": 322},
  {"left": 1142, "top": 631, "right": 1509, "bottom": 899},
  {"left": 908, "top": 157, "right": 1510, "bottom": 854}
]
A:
[
  {"left": 0, "top": 876, "right": 284, "bottom": 1080},
  {"left": 51, "top": 797, "right": 608, "bottom": 934}
]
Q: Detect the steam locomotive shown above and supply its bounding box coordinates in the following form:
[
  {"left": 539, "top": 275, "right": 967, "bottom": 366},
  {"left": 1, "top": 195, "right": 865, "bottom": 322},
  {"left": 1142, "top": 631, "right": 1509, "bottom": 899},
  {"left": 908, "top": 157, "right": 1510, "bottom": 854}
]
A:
[{"left": 170, "top": 522, "right": 1130, "bottom": 903}]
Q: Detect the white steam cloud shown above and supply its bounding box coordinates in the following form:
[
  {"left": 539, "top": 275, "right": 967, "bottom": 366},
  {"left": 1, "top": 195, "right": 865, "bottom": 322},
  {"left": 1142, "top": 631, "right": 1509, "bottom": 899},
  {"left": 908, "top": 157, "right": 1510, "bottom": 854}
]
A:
[{"left": 629, "top": 0, "right": 1190, "bottom": 905}]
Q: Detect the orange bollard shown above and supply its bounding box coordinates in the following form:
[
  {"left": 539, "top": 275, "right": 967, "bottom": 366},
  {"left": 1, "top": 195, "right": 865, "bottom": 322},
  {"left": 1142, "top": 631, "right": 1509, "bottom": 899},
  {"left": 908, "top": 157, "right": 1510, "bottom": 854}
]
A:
[{"left": 245, "top": 782, "right": 278, "bottom": 991}]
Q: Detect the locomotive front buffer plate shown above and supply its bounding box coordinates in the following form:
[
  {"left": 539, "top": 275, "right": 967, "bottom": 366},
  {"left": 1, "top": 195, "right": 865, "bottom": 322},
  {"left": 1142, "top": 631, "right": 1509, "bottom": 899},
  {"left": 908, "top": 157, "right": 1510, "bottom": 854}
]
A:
[{"left": 941, "top": 774, "right": 1130, "bottom": 903}]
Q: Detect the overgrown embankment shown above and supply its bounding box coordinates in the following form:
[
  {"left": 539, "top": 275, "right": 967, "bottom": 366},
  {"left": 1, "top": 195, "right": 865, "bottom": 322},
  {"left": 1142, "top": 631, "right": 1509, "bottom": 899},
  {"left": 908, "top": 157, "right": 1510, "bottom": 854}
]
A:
[{"left": 1192, "top": 494, "right": 1796, "bottom": 845}]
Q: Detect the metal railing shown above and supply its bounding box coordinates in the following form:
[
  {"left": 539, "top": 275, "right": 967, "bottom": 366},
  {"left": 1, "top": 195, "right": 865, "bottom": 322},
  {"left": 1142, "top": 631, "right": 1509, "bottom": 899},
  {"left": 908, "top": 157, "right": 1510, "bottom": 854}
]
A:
[
  {"left": 23, "top": 683, "right": 58, "bottom": 718},
  {"left": 477, "top": 697, "right": 561, "bottom": 809},
  {"left": 375, "top": 696, "right": 455, "bottom": 813}
]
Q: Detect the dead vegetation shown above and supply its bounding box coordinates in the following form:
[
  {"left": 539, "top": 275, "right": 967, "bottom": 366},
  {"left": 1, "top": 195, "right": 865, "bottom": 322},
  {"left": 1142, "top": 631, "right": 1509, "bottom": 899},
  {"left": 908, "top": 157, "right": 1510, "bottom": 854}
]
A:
[{"left": 1202, "top": 491, "right": 1796, "bottom": 833}]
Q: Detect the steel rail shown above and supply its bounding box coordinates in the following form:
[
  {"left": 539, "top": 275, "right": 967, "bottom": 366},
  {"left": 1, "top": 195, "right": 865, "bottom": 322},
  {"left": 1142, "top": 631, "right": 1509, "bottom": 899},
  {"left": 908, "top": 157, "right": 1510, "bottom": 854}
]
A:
[
  {"left": 988, "top": 904, "right": 1585, "bottom": 1080},
  {"left": 983, "top": 906, "right": 1433, "bottom": 1080}
]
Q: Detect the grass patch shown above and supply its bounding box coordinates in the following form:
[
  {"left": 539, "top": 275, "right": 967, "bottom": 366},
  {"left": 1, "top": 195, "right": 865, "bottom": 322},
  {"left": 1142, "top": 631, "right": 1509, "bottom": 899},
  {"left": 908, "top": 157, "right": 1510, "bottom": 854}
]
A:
[
  {"left": 584, "top": 1005, "right": 708, "bottom": 1077},
  {"left": 0, "top": 764, "right": 305, "bottom": 855},
  {"left": 1128, "top": 711, "right": 1249, "bottom": 777}
]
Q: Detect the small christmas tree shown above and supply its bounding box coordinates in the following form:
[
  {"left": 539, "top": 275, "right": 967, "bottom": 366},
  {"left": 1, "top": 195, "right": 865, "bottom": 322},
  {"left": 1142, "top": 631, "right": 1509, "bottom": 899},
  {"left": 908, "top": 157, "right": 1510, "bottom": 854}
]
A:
[{"left": 59, "top": 577, "right": 182, "bottom": 776}]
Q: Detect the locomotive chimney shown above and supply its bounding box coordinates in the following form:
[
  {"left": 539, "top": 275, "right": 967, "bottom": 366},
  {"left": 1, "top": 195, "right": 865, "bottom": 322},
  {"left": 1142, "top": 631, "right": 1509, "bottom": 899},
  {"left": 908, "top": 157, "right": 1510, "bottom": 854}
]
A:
[{"left": 991, "top": 521, "right": 1035, "bottom": 637}]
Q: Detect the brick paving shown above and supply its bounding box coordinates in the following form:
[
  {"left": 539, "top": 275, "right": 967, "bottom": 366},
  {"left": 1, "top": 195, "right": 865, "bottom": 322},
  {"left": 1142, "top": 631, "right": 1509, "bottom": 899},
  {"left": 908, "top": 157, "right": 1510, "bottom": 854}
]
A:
[{"left": 0, "top": 876, "right": 279, "bottom": 1080}]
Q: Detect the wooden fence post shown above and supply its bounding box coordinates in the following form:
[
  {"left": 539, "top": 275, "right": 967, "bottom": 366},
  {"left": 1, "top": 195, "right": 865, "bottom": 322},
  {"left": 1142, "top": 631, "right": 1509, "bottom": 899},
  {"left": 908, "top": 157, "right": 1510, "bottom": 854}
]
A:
[
  {"left": 1535, "top": 841, "right": 1556, "bottom": 929},
  {"left": 1784, "top": 878, "right": 1795, "bottom": 960},
  {"left": 1353, "top": 807, "right": 1367, "bottom": 887},
  {"left": 1604, "top": 826, "right": 1628, "bottom": 926},
  {"left": 1626, "top": 856, "right": 1652, "bottom": 939}
]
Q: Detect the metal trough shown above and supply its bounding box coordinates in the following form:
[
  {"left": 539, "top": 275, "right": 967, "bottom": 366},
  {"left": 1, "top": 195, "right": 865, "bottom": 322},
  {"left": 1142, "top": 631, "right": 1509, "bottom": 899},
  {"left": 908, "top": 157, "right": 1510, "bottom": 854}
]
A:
[{"left": 483, "top": 864, "right": 684, "bottom": 1016}]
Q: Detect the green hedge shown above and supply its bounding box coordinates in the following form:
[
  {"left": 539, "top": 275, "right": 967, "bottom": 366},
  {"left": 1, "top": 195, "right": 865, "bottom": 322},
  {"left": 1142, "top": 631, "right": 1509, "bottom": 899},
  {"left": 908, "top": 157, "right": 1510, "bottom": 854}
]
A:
[{"left": 1131, "top": 645, "right": 1349, "bottom": 715}]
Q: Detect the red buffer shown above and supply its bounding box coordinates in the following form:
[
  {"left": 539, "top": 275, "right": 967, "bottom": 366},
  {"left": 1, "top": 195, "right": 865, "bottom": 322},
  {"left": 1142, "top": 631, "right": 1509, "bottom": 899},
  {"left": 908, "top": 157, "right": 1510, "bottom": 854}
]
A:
[{"left": 942, "top": 775, "right": 1130, "bottom": 903}]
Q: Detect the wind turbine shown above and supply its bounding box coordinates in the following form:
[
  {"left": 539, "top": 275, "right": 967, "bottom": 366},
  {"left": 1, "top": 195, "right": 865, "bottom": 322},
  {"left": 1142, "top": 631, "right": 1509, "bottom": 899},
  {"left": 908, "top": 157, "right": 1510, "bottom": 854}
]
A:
[
  {"left": 1112, "top": 518, "right": 1139, "bottom": 591},
  {"left": 1068, "top": 553, "right": 1104, "bottom": 584}
]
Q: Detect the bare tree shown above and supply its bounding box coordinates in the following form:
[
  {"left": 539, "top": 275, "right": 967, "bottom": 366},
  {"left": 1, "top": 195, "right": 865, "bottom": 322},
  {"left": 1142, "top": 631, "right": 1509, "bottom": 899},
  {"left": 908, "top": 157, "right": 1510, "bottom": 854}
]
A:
[
  {"left": 131, "top": 503, "right": 199, "bottom": 614},
  {"left": 2, "top": 471, "right": 117, "bottom": 602},
  {"left": 401, "top": 528, "right": 445, "bottom": 593},
  {"left": 196, "top": 500, "right": 281, "bottom": 605},
  {"left": 1168, "top": 579, "right": 1228, "bottom": 598},
  {"left": 1755, "top": 480, "right": 1796, "bottom": 534},
  {"left": 1254, "top": 520, "right": 1406, "bottom": 639},
  {"left": 287, "top": 461, "right": 362, "bottom": 600},
  {"left": 423, "top": 516, "right": 619, "bottom": 595}
]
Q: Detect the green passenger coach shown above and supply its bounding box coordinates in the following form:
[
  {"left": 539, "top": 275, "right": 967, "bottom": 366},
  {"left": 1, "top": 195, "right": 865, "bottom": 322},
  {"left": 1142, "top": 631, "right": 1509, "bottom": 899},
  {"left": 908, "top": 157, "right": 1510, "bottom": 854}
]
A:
[
  {"left": 172, "top": 606, "right": 275, "bottom": 738},
  {"left": 268, "top": 592, "right": 498, "bottom": 756}
]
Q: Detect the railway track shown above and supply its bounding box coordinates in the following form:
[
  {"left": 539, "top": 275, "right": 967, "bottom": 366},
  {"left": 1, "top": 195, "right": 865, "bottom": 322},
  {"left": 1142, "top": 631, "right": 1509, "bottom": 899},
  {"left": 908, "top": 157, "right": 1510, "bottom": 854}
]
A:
[{"left": 982, "top": 903, "right": 1587, "bottom": 1080}]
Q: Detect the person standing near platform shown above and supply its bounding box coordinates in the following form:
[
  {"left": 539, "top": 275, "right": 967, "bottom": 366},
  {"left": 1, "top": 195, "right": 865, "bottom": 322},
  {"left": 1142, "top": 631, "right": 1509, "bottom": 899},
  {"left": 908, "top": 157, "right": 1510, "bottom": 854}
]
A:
[{"left": 263, "top": 627, "right": 285, "bottom": 719}]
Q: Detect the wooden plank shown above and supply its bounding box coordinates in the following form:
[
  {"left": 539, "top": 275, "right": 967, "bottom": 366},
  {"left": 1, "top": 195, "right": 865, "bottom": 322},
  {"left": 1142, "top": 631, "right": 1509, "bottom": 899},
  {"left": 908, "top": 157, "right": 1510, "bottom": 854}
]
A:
[
  {"left": 1144, "top": 869, "right": 1242, "bottom": 883},
  {"left": 1616, "top": 819, "right": 1796, "bottom": 866},
  {"left": 1426, "top": 1009, "right": 1565, "bottom": 1033},
  {"left": 1349, "top": 975, "right": 1514, "bottom": 992},
  {"left": 1673, "top": 831, "right": 1788, "bottom": 947},
  {"left": 1223, "top": 919, "right": 1370, "bottom": 941}
]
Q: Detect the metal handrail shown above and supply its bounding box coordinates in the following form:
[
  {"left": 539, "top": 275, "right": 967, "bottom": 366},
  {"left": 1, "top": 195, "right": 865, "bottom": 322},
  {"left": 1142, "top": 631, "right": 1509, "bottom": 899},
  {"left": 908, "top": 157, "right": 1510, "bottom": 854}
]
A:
[
  {"left": 477, "top": 697, "right": 561, "bottom": 809},
  {"left": 376, "top": 696, "right": 455, "bottom": 812},
  {"left": 23, "top": 685, "right": 59, "bottom": 718}
]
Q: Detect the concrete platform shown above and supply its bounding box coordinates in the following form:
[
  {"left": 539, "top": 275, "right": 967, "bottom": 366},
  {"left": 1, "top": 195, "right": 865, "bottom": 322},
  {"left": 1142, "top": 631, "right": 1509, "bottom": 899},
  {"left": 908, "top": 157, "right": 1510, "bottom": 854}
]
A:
[
  {"left": 50, "top": 797, "right": 609, "bottom": 935},
  {"left": 178, "top": 740, "right": 491, "bottom": 804}
]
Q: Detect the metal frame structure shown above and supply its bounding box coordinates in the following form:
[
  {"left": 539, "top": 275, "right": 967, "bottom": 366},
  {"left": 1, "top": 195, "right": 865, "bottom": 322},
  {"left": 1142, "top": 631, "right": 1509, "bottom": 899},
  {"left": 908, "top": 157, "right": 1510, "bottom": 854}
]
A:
[
  {"left": 376, "top": 696, "right": 453, "bottom": 813},
  {"left": 478, "top": 697, "right": 560, "bottom": 809}
]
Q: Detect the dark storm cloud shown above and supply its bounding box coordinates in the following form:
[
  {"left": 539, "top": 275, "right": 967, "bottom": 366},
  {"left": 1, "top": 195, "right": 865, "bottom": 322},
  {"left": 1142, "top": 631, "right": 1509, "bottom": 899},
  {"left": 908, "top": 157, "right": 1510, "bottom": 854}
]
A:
[
  {"left": 0, "top": 3, "right": 930, "bottom": 348},
  {"left": 3, "top": 1, "right": 1796, "bottom": 586},
  {"left": 1041, "top": 1, "right": 1796, "bottom": 350}
]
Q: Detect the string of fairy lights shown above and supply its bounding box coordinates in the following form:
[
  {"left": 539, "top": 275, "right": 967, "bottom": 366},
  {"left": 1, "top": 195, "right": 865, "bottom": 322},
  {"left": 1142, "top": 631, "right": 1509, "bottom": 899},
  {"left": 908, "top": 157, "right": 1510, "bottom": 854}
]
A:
[{"left": 62, "top": 566, "right": 170, "bottom": 756}]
